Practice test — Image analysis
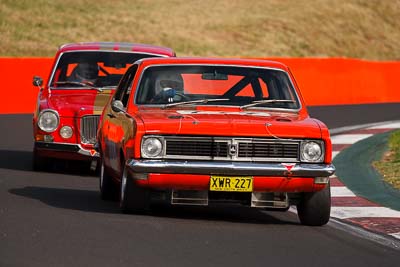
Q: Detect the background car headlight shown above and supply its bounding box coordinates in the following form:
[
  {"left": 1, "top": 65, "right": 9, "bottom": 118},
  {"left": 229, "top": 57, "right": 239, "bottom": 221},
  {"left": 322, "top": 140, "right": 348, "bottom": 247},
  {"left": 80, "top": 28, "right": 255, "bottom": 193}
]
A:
[
  {"left": 60, "top": 126, "right": 73, "bottom": 139},
  {"left": 300, "top": 140, "right": 324, "bottom": 162},
  {"left": 38, "top": 110, "right": 59, "bottom": 132},
  {"left": 141, "top": 137, "right": 163, "bottom": 158}
]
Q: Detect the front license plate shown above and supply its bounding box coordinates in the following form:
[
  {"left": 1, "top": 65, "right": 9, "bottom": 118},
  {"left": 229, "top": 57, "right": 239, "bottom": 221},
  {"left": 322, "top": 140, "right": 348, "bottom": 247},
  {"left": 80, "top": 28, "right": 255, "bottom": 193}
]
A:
[{"left": 210, "top": 176, "right": 253, "bottom": 192}]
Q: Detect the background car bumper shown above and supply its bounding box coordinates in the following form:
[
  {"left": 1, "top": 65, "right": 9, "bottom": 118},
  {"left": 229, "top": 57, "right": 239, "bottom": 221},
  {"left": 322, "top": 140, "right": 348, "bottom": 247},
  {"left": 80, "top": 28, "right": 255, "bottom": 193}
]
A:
[{"left": 35, "top": 141, "right": 99, "bottom": 159}]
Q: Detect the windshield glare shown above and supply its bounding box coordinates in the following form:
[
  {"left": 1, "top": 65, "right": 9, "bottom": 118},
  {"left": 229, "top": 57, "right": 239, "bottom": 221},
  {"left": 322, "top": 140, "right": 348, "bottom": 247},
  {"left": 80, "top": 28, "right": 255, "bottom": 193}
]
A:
[
  {"left": 50, "top": 51, "right": 158, "bottom": 89},
  {"left": 136, "top": 65, "right": 300, "bottom": 109}
]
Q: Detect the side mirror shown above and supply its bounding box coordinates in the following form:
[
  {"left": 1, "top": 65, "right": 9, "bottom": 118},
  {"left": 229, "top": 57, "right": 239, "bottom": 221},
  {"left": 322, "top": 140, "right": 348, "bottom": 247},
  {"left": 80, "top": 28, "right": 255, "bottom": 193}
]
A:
[
  {"left": 33, "top": 76, "right": 43, "bottom": 87},
  {"left": 111, "top": 100, "right": 125, "bottom": 113}
]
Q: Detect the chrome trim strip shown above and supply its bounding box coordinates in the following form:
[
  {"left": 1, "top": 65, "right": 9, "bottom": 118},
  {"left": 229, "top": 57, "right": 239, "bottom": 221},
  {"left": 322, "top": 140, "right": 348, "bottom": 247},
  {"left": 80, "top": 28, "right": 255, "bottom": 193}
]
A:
[
  {"left": 143, "top": 135, "right": 302, "bottom": 162},
  {"left": 35, "top": 141, "right": 99, "bottom": 157},
  {"left": 126, "top": 159, "right": 335, "bottom": 177},
  {"left": 77, "top": 144, "right": 99, "bottom": 157}
]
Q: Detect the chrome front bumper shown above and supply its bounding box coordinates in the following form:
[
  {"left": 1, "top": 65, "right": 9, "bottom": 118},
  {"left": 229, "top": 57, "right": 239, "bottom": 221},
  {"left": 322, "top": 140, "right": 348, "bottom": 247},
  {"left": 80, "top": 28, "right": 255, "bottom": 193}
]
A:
[
  {"left": 126, "top": 159, "right": 335, "bottom": 177},
  {"left": 35, "top": 141, "right": 100, "bottom": 157}
]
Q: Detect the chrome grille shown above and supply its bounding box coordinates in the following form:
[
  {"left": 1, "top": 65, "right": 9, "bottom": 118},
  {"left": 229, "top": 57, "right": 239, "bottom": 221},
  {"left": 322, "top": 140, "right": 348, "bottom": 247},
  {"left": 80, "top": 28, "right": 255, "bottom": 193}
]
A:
[
  {"left": 238, "top": 142, "right": 299, "bottom": 159},
  {"left": 162, "top": 136, "right": 299, "bottom": 162},
  {"left": 80, "top": 115, "right": 100, "bottom": 144}
]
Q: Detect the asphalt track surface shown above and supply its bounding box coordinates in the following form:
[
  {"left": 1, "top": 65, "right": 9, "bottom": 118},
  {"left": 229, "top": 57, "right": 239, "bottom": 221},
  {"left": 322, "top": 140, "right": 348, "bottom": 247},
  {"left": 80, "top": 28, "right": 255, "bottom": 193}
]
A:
[{"left": 1, "top": 103, "right": 400, "bottom": 267}]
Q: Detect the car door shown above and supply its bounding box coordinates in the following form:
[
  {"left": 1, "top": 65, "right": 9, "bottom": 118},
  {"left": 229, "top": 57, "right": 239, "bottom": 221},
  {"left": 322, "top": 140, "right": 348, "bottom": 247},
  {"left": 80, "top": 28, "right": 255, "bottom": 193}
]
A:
[{"left": 103, "top": 64, "right": 138, "bottom": 178}]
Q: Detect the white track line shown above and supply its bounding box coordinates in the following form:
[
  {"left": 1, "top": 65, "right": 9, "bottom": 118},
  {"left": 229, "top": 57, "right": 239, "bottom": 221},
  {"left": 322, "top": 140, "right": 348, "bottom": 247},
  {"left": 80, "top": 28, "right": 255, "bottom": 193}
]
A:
[
  {"left": 332, "top": 151, "right": 340, "bottom": 159},
  {"left": 389, "top": 232, "right": 400, "bottom": 239},
  {"left": 331, "top": 187, "right": 356, "bottom": 197},
  {"left": 331, "top": 207, "right": 400, "bottom": 219},
  {"left": 367, "top": 122, "right": 400, "bottom": 129},
  {"left": 331, "top": 134, "right": 373, "bottom": 144}
]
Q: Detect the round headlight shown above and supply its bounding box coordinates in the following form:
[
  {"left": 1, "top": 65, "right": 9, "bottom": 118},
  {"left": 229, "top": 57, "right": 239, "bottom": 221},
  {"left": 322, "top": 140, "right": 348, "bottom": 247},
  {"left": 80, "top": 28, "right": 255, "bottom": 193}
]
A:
[
  {"left": 301, "top": 141, "right": 323, "bottom": 162},
  {"left": 60, "top": 126, "right": 73, "bottom": 139},
  {"left": 141, "top": 137, "right": 163, "bottom": 158},
  {"left": 38, "top": 110, "right": 59, "bottom": 132}
]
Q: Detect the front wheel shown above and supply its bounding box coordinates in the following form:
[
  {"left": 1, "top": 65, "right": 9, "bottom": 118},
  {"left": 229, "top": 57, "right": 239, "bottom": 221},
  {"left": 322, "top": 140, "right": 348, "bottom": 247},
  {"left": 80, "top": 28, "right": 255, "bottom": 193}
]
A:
[
  {"left": 99, "top": 158, "right": 119, "bottom": 201},
  {"left": 297, "top": 182, "right": 331, "bottom": 226},
  {"left": 120, "top": 165, "right": 150, "bottom": 214}
]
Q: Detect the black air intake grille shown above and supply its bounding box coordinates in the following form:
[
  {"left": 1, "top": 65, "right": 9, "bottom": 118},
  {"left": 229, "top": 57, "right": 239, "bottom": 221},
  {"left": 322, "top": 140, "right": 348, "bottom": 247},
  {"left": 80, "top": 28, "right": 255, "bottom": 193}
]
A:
[{"left": 238, "top": 142, "right": 299, "bottom": 159}]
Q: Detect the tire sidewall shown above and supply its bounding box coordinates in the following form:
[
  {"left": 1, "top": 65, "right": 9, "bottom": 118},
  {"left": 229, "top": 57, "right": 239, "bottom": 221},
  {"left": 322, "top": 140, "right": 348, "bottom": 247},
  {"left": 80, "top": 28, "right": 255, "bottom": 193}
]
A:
[{"left": 297, "top": 182, "right": 331, "bottom": 226}]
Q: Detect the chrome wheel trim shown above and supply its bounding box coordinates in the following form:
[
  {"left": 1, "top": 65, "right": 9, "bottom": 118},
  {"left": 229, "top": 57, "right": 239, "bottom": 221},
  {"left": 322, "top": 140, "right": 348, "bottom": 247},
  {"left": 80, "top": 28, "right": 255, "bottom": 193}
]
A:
[
  {"left": 121, "top": 167, "right": 127, "bottom": 202},
  {"left": 100, "top": 160, "right": 105, "bottom": 190}
]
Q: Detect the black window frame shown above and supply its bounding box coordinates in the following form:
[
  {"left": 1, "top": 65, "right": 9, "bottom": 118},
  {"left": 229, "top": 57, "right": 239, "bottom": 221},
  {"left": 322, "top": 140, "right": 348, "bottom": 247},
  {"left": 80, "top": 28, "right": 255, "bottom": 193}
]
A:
[{"left": 113, "top": 64, "right": 139, "bottom": 107}]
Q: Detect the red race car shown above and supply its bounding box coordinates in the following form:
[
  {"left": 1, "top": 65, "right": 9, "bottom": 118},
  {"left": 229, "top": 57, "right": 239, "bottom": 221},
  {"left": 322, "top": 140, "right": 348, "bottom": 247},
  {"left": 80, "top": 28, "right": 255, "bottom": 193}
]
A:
[
  {"left": 32, "top": 42, "right": 175, "bottom": 171},
  {"left": 97, "top": 57, "right": 335, "bottom": 226}
]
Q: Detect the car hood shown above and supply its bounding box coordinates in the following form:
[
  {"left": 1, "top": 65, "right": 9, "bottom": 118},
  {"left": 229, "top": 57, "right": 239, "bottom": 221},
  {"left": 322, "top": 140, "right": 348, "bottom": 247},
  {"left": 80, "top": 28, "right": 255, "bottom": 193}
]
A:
[
  {"left": 137, "top": 108, "right": 322, "bottom": 139},
  {"left": 46, "top": 90, "right": 113, "bottom": 117}
]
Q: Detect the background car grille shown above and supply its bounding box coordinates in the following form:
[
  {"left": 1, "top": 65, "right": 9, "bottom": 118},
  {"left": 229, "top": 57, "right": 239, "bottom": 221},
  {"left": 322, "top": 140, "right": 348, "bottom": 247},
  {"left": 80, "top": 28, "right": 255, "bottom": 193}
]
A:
[
  {"left": 80, "top": 115, "right": 100, "bottom": 144},
  {"left": 163, "top": 137, "right": 299, "bottom": 162}
]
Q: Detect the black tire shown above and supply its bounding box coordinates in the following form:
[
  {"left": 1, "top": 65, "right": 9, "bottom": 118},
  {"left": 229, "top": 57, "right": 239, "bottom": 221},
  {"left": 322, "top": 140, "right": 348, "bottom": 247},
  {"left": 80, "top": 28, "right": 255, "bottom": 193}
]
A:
[
  {"left": 297, "top": 182, "right": 331, "bottom": 226},
  {"left": 120, "top": 165, "right": 149, "bottom": 214},
  {"left": 99, "top": 158, "right": 119, "bottom": 201}
]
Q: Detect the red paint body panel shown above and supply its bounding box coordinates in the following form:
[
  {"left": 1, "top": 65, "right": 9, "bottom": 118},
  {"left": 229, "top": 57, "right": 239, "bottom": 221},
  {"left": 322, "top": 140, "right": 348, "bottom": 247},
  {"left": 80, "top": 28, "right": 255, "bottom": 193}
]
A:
[
  {"left": 45, "top": 90, "right": 107, "bottom": 116},
  {"left": 136, "top": 107, "right": 321, "bottom": 138}
]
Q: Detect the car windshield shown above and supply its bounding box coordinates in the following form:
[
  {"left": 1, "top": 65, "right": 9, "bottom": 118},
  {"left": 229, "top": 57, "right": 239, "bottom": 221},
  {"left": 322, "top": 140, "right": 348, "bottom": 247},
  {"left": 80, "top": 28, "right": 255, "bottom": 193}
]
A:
[
  {"left": 50, "top": 51, "right": 159, "bottom": 89},
  {"left": 135, "top": 65, "right": 300, "bottom": 110}
]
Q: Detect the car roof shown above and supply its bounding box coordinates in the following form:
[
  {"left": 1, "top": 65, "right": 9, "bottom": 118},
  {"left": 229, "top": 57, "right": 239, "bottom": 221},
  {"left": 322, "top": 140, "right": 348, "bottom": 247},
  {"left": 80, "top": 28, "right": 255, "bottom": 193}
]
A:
[
  {"left": 57, "top": 42, "right": 176, "bottom": 57},
  {"left": 137, "top": 57, "right": 290, "bottom": 71}
]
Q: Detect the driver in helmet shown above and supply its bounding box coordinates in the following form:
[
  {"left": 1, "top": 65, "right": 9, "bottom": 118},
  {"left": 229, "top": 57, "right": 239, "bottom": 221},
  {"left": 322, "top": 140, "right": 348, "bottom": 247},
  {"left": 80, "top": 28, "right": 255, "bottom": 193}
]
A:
[
  {"left": 151, "top": 71, "right": 184, "bottom": 103},
  {"left": 69, "top": 62, "right": 99, "bottom": 85}
]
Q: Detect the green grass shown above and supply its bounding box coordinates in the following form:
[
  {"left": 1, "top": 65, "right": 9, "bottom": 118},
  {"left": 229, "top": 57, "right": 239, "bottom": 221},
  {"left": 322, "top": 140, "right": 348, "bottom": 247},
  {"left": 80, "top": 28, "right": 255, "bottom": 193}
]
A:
[
  {"left": 1, "top": 0, "right": 400, "bottom": 59},
  {"left": 373, "top": 130, "right": 400, "bottom": 190}
]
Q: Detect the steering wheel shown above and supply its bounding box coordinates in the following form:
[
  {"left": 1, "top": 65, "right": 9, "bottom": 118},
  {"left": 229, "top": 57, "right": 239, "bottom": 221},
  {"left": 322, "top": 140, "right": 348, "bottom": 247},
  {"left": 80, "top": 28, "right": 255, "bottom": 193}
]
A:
[
  {"left": 173, "top": 92, "right": 189, "bottom": 101},
  {"left": 151, "top": 88, "right": 188, "bottom": 103},
  {"left": 81, "top": 80, "right": 95, "bottom": 86}
]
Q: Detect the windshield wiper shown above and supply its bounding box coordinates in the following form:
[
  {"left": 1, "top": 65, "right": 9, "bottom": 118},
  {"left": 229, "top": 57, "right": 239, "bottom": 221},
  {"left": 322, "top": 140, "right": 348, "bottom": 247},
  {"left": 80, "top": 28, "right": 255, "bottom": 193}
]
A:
[
  {"left": 162, "top": 98, "right": 230, "bottom": 109},
  {"left": 240, "top": 99, "right": 296, "bottom": 109},
  {"left": 54, "top": 81, "right": 103, "bottom": 92}
]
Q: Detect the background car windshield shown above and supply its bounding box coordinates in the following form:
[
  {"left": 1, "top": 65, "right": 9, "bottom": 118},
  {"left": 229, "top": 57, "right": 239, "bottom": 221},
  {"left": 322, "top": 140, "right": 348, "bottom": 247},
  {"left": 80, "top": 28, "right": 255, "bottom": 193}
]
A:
[
  {"left": 136, "top": 65, "right": 300, "bottom": 109},
  {"left": 50, "top": 51, "right": 159, "bottom": 88}
]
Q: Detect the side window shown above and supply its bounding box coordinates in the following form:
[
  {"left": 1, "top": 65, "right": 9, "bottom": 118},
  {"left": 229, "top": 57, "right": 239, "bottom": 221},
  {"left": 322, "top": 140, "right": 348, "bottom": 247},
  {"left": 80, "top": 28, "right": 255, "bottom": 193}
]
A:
[{"left": 113, "top": 64, "right": 138, "bottom": 107}]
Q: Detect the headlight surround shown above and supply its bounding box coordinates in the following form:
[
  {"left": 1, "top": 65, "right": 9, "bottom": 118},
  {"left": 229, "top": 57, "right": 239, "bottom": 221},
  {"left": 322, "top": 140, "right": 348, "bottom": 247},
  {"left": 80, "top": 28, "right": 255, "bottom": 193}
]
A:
[
  {"left": 300, "top": 140, "right": 324, "bottom": 163},
  {"left": 60, "top": 126, "right": 73, "bottom": 139},
  {"left": 141, "top": 136, "right": 164, "bottom": 158},
  {"left": 38, "top": 110, "right": 59, "bottom": 133}
]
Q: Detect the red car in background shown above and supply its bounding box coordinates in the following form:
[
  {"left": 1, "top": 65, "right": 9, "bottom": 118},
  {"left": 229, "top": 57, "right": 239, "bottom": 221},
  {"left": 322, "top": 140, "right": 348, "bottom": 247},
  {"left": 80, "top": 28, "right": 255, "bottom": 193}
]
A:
[
  {"left": 97, "top": 57, "right": 335, "bottom": 226},
  {"left": 32, "top": 42, "right": 175, "bottom": 171}
]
